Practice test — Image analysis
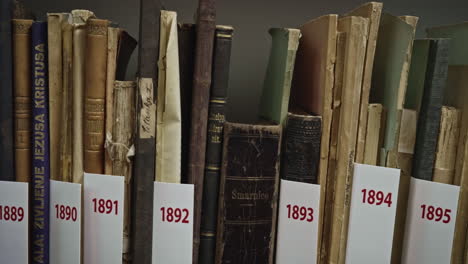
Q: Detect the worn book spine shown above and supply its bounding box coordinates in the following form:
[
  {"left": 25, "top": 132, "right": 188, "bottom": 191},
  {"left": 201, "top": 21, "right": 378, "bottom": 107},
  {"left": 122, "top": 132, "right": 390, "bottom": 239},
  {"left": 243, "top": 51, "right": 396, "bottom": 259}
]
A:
[
  {"left": 131, "top": 0, "right": 160, "bottom": 262},
  {"left": 0, "top": 0, "right": 15, "bottom": 181},
  {"left": 61, "top": 23, "right": 73, "bottom": 182},
  {"left": 433, "top": 106, "right": 460, "bottom": 184},
  {"left": 12, "top": 19, "right": 33, "bottom": 183},
  {"left": 155, "top": 10, "right": 182, "bottom": 183},
  {"left": 412, "top": 39, "right": 450, "bottom": 181},
  {"left": 215, "top": 123, "right": 282, "bottom": 264},
  {"left": 364, "top": 104, "right": 386, "bottom": 165},
  {"left": 178, "top": 23, "right": 196, "bottom": 184},
  {"left": 190, "top": 0, "right": 217, "bottom": 261},
  {"left": 105, "top": 27, "right": 121, "bottom": 175},
  {"left": 71, "top": 10, "right": 94, "bottom": 183},
  {"left": 199, "top": 25, "right": 233, "bottom": 264},
  {"left": 281, "top": 113, "right": 321, "bottom": 183},
  {"left": 84, "top": 19, "right": 108, "bottom": 174},
  {"left": 111, "top": 81, "right": 136, "bottom": 263},
  {"left": 47, "top": 13, "right": 68, "bottom": 181},
  {"left": 31, "top": 21, "right": 50, "bottom": 264},
  {"left": 259, "top": 28, "right": 300, "bottom": 125}
]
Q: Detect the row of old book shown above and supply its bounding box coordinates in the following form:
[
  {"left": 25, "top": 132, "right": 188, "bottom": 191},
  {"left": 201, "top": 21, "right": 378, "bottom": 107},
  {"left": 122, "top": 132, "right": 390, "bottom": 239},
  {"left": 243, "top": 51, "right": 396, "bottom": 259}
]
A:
[{"left": 1, "top": 0, "right": 468, "bottom": 264}]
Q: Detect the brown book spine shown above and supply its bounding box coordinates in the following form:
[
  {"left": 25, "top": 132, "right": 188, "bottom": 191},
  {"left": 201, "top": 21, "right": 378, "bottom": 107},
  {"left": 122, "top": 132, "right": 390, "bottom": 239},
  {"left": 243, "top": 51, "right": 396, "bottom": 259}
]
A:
[
  {"left": 215, "top": 122, "right": 282, "bottom": 264},
  {"left": 189, "top": 0, "right": 216, "bottom": 261},
  {"left": 111, "top": 81, "right": 136, "bottom": 263},
  {"left": 61, "top": 23, "right": 73, "bottom": 182},
  {"left": 12, "top": 19, "right": 33, "bottom": 182},
  {"left": 84, "top": 19, "right": 108, "bottom": 174}
]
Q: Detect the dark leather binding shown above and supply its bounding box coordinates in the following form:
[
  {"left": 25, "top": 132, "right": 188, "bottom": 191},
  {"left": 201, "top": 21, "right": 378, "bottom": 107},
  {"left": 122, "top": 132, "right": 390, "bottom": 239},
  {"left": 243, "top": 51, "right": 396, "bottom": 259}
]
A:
[
  {"left": 412, "top": 39, "right": 449, "bottom": 181},
  {"left": 31, "top": 21, "right": 50, "bottom": 264},
  {"left": 189, "top": 0, "right": 217, "bottom": 261},
  {"left": 215, "top": 122, "right": 282, "bottom": 264},
  {"left": 130, "top": 0, "right": 160, "bottom": 263},
  {"left": 178, "top": 23, "right": 196, "bottom": 184},
  {"left": 0, "top": 0, "right": 15, "bottom": 181},
  {"left": 281, "top": 113, "right": 322, "bottom": 184},
  {"left": 199, "top": 25, "right": 234, "bottom": 264}
]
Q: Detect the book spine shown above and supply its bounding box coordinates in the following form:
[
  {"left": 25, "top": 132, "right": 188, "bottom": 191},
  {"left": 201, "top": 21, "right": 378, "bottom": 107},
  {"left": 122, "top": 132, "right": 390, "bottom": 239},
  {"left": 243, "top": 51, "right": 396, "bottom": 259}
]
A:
[
  {"left": 433, "top": 106, "right": 460, "bottom": 184},
  {"left": 12, "top": 19, "right": 33, "bottom": 183},
  {"left": 84, "top": 19, "right": 108, "bottom": 174},
  {"left": 363, "top": 104, "right": 386, "bottom": 165},
  {"left": 259, "top": 28, "right": 300, "bottom": 125},
  {"left": 215, "top": 123, "right": 282, "bottom": 264},
  {"left": 0, "top": 0, "right": 15, "bottom": 182},
  {"left": 31, "top": 21, "right": 50, "bottom": 264},
  {"left": 131, "top": 0, "right": 160, "bottom": 262},
  {"left": 61, "top": 23, "right": 73, "bottom": 182},
  {"left": 177, "top": 23, "right": 196, "bottom": 184},
  {"left": 199, "top": 25, "right": 233, "bottom": 264},
  {"left": 412, "top": 39, "right": 450, "bottom": 181},
  {"left": 281, "top": 113, "right": 322, "bottom": 183},
  {"left": 47, "top": 13, "right": 67, "bottom": 181},
  {"left": 112, "top": 80, "right": 136, "bottom": 263},
  {"left": 189, "top": 0, "right": 217, "bottom": 261}
]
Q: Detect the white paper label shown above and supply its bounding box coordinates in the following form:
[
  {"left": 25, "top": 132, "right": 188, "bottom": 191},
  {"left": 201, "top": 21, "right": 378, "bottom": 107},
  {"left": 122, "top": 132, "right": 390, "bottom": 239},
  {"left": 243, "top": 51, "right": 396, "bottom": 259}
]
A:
[
  {"left": 0, "top": 181, "right": 29, "bottom": 264},
  {"left": 84, "top": 173, "right": 124, "bottom": 264},
  {"left": 402, "top": 177, "right": 460, "bottom": 263},
  {"left": 153, "top": 181, "right": 194, "bottom": 264},
  {"left": 50, "top": 180, "right": 81, "bottom": 264},
  {"left": 275, "top": 179, "right": 320, "bottom": 264},
  {"left": 345, "top": 163, "right": 401, "bottom": 264}
]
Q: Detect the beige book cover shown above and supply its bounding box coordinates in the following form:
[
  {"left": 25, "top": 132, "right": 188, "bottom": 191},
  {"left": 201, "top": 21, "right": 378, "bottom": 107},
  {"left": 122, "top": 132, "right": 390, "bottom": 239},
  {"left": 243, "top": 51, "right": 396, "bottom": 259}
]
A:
[
  {"left": 61, "top": 23, "right": 73, "bottom": 182},
  {"left": 71, "top": 10, "right": 95, "bottom": 183},
  {"left": 155, "top": 10, "right": 182, "bottom": 183},
  {"left": 364, "top": 103, "right": 386, "bottom": 165},
  {"left": 328, "top": 16, "right": 368, "bottom": 264}
]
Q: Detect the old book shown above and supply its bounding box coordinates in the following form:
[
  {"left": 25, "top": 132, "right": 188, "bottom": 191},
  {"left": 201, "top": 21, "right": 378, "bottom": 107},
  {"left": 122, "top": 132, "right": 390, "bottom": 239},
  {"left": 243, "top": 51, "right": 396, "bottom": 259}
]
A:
[
  {"left": 31, "top": 21, "right": 50, "bottom": 264},
  {"left": 105, "top": 26, "right": 121, "bottom": 175},
  {"left": 433, "top": 107, "right": 460, "bottom": 184},
  {"left": 111, "top": 80, "right": 136, "bottom": 263},
  {"left": 131, "top": 0, "right": 161, "bottom": 262},
  {"left": 343, "top": 2, "right": 383, "bottom": 163},
  {"left": 289, "top": 15, "right": 337, "bottom": 263},
  {"left": 178, "top": 23, "right": 196, "bottom": 184},
  {"left": 412, "top": 39, "right": 450, "bottom": 181},
  {"left": 155, "top": 10, "right": 182, "bottom": 183},
  {"left": 189, "top": 0, "right": 217, "bottom": 261},
  {"left": 215, "top": 122, "right": 282, "bottom": 264},
  {"left": 370, "top": 13, "right": 416, "bottom": 167},
  {"left": 0, "top": 0, "right": 15, "bottom": 181},
  {"left": 12, "top": 19, "right": 33, "bottom": 183},
  {"left": 328, "top": 16, "right": 368, "bottom": 264},
  {"left": 199, "top": 25, "right": 233, "bottom": 264},
  {"left": 405, "top": 40, "right": 431, "bottom": 112},
  {"left": 61, "top": 23, "right": 73, "bottom": 182},
  {"left": 259, "top": 28, "right": 300, "bottom": 125},
  {"left": 71, "top": 10, "right": 95, "bottom": 184},
  {"left": 84, "top": 19, "right": 109, "bottom": 174},
  {"left": 47, "top": 13, "right": 69, "bottom": 181},
  {"left": 281, "top": 113, "right": 321, "bottom": 183},
  {"left": 363, "top": 104, "right": 386, "bottom": 165}
]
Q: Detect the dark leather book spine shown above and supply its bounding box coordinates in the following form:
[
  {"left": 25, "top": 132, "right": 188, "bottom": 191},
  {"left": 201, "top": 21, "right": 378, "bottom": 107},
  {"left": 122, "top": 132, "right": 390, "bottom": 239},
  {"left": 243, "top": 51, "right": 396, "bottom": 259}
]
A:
[
  {"left": 281, "top": 113, "right": 322, "bottom": 184},
  {"left": 215, "top": 122, "right": 282, "bottom": 264},
  {"left": 412, "top": 39, "right": 449, "bottom": 181},
  {"left": 31, "top": 21, "right": 50, "bottom": 264},
  {"left": 0, "top": 0, "right": 15, "bottom": 181},
  {"left": 130, "top": 0, "right": 160, "bottom": 263},
  {"left": 189, "top": 0, "right": 216, "bottom": 261},
  {"left": 178, "top": 23, "right": 196, "bottom": 184},
  {"left": 199, "top": 25, "right": 234, "bottom": 264}
]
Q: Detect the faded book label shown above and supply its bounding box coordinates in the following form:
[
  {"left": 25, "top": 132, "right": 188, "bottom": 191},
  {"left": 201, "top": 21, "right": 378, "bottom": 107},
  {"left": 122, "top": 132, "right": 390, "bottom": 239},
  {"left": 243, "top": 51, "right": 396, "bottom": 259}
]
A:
[{"left": 138, "top": 78, "right": 156, "bottom": 139}]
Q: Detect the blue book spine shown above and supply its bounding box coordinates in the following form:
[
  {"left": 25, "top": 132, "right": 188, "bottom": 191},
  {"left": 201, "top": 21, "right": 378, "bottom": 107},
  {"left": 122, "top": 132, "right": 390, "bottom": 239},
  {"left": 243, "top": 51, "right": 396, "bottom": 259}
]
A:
[{"left": 31, "top": 21, "right": 50, "bottom": 264}]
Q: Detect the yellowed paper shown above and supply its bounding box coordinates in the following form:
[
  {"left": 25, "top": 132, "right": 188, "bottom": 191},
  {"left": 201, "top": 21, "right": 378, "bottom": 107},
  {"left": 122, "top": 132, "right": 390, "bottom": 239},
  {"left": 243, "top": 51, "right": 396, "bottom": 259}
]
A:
[{"left": 155, "top": 11, "right": 181, "bottom": 183}]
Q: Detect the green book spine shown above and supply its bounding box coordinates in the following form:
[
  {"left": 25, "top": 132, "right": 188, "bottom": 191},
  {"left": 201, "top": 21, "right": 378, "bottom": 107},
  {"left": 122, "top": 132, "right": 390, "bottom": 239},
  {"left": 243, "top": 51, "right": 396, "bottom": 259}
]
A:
[{"left": 259, "top": 28, "right": 300, "bottom": 125}]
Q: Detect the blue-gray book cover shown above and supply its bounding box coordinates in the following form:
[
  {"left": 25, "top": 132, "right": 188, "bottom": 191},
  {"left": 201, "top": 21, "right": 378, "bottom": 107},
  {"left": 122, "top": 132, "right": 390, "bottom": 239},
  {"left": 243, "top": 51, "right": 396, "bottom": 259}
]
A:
[{"left": 31, "top": 21, "right": 50, "bottom": 264}]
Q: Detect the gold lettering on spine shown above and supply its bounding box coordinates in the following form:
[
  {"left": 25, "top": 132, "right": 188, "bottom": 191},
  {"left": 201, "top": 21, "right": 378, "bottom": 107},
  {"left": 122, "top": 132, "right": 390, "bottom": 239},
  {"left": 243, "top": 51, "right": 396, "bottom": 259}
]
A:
[{"left": 85, "top": 98, "right": 105, "bottom": 151}]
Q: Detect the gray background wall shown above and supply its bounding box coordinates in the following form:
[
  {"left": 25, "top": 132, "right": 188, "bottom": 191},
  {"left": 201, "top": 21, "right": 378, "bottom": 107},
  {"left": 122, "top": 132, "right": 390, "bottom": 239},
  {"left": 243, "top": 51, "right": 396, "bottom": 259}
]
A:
[{"left": 25, "top": 0, "right": 468, "bottom": 122}]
